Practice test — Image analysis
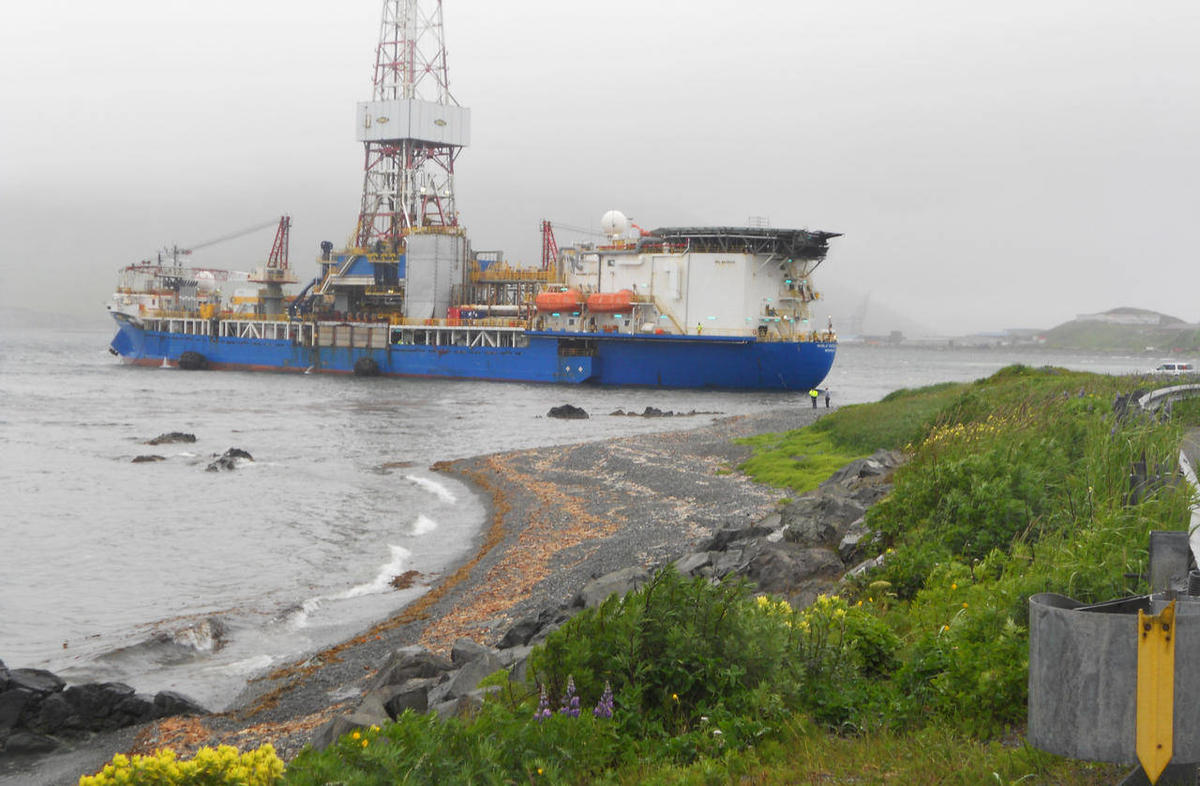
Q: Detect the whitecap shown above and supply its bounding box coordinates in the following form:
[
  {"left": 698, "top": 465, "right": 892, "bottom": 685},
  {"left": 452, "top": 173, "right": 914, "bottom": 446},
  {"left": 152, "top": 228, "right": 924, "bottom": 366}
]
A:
[
  {"left": 404, "top": 474, "right": 456, "bottom": 503},
  {"left": 340, "top": 545, "right": 412, "bottom": 598},
  {"left": 410, "top": 514, "right": 439, "bottom": 536}
]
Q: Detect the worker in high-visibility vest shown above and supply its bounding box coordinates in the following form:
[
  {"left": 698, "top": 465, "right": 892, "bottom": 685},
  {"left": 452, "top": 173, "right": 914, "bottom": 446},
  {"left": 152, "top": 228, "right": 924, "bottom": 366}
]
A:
[{"left": 809, "top": 388, "right": 819, "bottom": 408}]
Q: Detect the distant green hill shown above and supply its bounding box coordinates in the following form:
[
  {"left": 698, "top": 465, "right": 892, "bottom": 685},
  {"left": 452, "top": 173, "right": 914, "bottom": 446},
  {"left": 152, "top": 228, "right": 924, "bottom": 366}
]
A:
[{"left": 1041, "top": 307, "right": 1200, "bottom": 352}]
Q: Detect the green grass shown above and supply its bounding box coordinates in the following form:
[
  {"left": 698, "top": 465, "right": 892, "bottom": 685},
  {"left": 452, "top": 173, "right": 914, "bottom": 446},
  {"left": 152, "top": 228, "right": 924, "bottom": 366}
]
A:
[
  {"left": 737, "top": 427, "right": 865, "bottom": 493},
  {"left": 606, "top": 718, "right": 1126, "bottom": 785}
]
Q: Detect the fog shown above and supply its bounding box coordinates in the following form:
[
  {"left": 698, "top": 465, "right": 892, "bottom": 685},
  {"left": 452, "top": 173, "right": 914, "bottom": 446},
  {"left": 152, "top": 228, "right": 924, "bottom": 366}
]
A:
[{"left": 3, "top": 0, "right": 1198, "bottom": 334}]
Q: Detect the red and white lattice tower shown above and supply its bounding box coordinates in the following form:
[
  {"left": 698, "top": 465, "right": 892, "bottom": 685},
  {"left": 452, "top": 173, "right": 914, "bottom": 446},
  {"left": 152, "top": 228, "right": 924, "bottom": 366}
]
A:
[{"left": 355, "top": 0, "right": 470, "bottom": 249}]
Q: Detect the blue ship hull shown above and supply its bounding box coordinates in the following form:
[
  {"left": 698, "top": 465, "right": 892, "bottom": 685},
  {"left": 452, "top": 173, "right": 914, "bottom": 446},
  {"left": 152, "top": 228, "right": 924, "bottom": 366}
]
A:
[{"left": 109, "top": 316, "right": 836, "bottom": 391}]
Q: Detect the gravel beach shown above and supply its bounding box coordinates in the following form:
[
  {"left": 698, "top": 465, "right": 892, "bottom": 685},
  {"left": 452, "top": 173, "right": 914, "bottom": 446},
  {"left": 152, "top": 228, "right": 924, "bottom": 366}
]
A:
[{"left": 2, "top": 405, "right": 825, "bottom": 784}]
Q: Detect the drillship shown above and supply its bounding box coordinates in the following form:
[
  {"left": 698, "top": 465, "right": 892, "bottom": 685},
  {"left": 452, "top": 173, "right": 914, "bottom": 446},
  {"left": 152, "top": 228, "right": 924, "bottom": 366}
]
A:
[{"left": 107, "top": 0, "right": 839, "bottom": 391}]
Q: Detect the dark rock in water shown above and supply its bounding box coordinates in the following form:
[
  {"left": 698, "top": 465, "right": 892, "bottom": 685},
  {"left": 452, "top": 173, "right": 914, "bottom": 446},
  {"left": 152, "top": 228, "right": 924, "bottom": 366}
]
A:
[
  {"left": 151, "top": 690, "right": 208, "bottom": 718},
  {"left": 146, "top": 432, "right": 196, "bottom": 446},
  {"left": 177, "top": 351, "right": 209, "bottom": 371},
  {"left": 132, "top": 455, "right": 166, "bottom": 463},
  {"left": 354, "top": 357, "right": 381, "bottom": 377},
  {"left": 9, "top": 669, "right": 65, "bottom": 697},
  {"left": 548, "top": 404, "right": 588, "bottom": 419},
  {"left": 642, "top": 406, "right": 673, "bottom": 417},
  {"left": 206, "top": 448, "right": 254, "bottom": 472}
]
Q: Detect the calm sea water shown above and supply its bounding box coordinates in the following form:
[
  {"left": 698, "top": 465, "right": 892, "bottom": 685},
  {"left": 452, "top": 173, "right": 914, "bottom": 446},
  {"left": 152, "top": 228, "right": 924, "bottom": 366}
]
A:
[{"left": 0, "top": 327, "right": 1156, "bottom": 710}]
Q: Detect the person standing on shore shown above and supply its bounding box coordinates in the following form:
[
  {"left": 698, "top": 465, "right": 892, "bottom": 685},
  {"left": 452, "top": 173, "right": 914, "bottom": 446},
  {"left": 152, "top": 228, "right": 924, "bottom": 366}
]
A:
[
  {"left": 809, "top": 388, "right": 819, "bottom": 408},
  {"left": 825, "top": 388, "right": 831, "bottom": 408}
]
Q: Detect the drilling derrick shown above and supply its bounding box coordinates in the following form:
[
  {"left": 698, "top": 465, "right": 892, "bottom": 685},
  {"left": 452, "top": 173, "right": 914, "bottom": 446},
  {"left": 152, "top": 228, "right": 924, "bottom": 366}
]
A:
[{"left": 356, "top": 0, "right": 470, "bottom": 250}]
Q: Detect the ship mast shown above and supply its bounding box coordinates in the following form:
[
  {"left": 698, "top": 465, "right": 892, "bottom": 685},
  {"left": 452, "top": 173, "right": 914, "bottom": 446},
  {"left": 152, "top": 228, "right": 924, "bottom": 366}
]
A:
[{"left": 355, "top": 0, "right": 470, "bottom": 250}]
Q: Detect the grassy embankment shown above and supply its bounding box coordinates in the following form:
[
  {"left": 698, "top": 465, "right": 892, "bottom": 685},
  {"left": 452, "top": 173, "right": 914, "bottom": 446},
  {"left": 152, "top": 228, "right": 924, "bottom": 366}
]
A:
[{"left": 84, "top": 366, "right": 1198, "bottom": 785}]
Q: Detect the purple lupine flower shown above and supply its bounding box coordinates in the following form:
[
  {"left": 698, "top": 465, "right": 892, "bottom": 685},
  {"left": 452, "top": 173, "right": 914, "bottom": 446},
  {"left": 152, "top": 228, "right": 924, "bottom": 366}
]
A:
[
  {"left": 593, "top": 681, "right": 614, "bottom": 719},
  {"left": 534, "top": 684, "right": 551, "bottom": 723},
  {"left": 559, "top": 676, "right": 580, "bottom": 718}
]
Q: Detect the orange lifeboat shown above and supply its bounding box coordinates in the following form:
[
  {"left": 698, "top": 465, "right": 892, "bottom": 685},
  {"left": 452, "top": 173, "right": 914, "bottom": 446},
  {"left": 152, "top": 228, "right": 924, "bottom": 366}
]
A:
[
  {"left": 586, "top": 290, "right": 635, "bottom": 313},
  {"left": 535, "top": 289, "right": 583, "bottom": 312}
]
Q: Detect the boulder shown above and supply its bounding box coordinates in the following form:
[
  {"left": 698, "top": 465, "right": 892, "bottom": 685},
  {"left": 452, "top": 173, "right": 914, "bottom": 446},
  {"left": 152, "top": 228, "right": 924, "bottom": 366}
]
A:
[
  {"left": 376, "top": 677, "right": 439, "bottom": 718},
  {"left": 368, "top": 647, "right": 454, "bottom": 691},
  {"left": 32, "top": 693, "right": 72, "bottom": 734},
  {"left": 497, "top": 617, "right": 541, "bottom": 649},
  {"left": 62, "top": 683, "right": 137, "bottom": 731},
  {"left": 699, "top": 524, "right": 774, "bottom": 553},
  {"left": 711, "top": 549, "right": 745, "bottom": 578},
  {"left": 502, "top": 646, "right": 534, "bottom": 685},
  {"left": 446, "top": 653, "right": 505, "bottom": 700},
  {"left": 547, "top": 404, "right": 588, "bottom": 420},
  {"left": 151, "top": 691, "right": 207, "bottom": 718},
  {"left": 781, "top": 495, "right": 866, "bottom": 546},
  {"left": 837, "top": 519, "right": 873, "bottom": 564},
  {"left": 132, "top": 455, "right": 166, "bottom": 463},
  {"left": 745, "top": 543, "right": 843, "bottom": 596},
  {"left": 113, "top": 693, "right": 156, "bottom": 724},
  {"left": 450, "top": 638, "right": 497, "bottom": 666},
  {"left": 822, "top": 449, "right": 903, "bottom": 489},
  {"left": 9, "top": 669, "right": 65, "bottom": 696},
  {"left": 146, "top": 432, "right": 197, "bottom": 445},
  {"left": 0, "top": 689, "right": 29, "bottom": 734},
  {"left": 573, "top": 566, "right": 651, "bottom": 608},
  {"left": 205, "top": 448, "right": 254, "bottom": 472},
  {"left": 4, "top": 731, "right": 58, "bottom": 755},
  {"left": 311, "top": 704, "right": 388, "bottom": 752},
  {"left": 673, "top": 552, "right": 712, "bottom": 577}
]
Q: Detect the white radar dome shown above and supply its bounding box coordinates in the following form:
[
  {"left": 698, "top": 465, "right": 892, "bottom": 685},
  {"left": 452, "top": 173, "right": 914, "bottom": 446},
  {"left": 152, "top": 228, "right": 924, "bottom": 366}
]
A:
[
  {"left": 600, "top": 210, "right": 629, "bottom": 238},
  {"left": 195, "top": 271, "right": 216, "bottom": 293}
]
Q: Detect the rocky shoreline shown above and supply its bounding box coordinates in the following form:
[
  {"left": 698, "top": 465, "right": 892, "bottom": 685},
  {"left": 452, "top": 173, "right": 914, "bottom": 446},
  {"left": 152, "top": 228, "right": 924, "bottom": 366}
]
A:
[{"left": 0, "top": 405, "right": 900, "bottom": 784}]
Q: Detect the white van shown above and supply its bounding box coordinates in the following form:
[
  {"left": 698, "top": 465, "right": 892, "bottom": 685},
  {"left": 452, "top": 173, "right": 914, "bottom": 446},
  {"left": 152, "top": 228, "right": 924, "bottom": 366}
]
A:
[{"left": 1153, "top": 362, "right": 1195, "bottom": 375}]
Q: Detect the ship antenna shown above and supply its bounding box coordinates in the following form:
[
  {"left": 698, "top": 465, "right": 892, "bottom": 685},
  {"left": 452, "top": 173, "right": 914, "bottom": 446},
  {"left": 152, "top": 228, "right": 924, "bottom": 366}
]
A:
[{"left": 356, "top": 0, "right": 470, "bottom": 249}]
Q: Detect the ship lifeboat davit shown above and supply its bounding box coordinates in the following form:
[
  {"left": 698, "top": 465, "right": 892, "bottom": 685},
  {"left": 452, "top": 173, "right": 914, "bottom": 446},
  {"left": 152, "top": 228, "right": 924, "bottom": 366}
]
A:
[
  {"left": 585, "top": 290, "right": 635, "bottom": 313},
  {"left": 535, "top": 289, "right": 583, "bottom": 312}
]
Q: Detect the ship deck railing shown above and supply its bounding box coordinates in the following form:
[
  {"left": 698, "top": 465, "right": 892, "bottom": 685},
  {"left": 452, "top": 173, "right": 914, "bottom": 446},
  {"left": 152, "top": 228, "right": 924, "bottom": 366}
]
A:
[{"left": 135, "top": 310, "right": 836, "bottom": 345}]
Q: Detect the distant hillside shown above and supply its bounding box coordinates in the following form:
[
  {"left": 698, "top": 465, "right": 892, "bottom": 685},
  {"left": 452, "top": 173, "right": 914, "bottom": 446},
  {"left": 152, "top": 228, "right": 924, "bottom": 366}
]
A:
[{"left": 1042, "top": 307, "right": 1200, "bottom": 352}]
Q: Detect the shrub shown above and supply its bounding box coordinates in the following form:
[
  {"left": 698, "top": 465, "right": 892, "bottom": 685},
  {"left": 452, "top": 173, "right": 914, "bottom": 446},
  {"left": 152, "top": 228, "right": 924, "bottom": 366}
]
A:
[{"left": 80, "top": 744, "right": 283, "bottom": 786}]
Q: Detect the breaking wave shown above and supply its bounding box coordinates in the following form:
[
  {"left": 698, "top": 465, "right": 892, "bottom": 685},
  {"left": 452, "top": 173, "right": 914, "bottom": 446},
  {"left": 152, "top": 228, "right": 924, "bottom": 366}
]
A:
[
  {"left": 340, "top": 545, "right": 412, "bottom": 599},
  {"left": 410, "top": 514, "right": 439, "bottom": 536},
  {"left": 404, "top": 474, "right": 456, "bottom": 503},
  {"left": 95, "top": 616, "right": 227, "bottom": 667}
]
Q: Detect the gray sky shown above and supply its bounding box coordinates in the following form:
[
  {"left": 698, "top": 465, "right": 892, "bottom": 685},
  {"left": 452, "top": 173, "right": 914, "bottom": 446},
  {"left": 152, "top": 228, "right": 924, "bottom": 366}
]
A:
[{"left": 2, "top": 0, "right": 1198, "bottom": 334}]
